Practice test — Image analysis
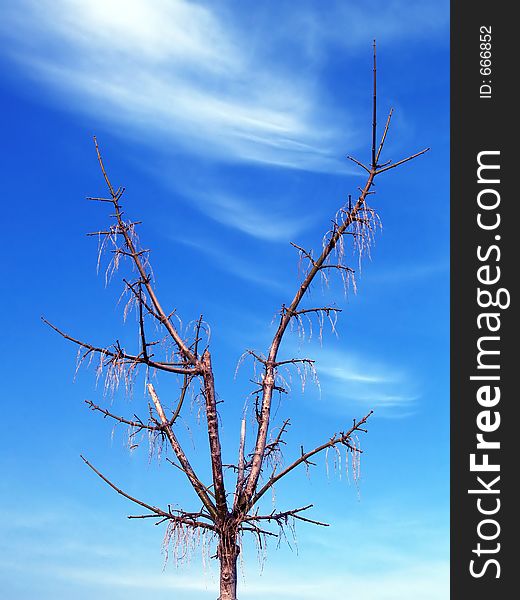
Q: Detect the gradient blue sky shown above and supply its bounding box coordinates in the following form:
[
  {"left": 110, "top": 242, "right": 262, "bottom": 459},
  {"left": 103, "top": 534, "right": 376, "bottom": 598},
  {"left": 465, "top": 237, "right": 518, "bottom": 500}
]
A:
[{"left": 0, "top": 1, "right": 449, "bottom": 598}]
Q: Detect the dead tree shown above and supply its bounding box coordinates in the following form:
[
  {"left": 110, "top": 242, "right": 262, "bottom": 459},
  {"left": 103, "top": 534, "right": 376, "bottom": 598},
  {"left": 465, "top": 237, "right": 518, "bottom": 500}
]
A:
[{"left": 45, "top": 44, "right": 428, "bottom": 600}]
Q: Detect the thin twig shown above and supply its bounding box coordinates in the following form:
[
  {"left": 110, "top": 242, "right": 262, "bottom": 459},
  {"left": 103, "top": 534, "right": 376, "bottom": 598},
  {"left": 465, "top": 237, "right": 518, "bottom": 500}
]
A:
[
  {"left": 81, "top": 455, "right": 170, "bottom": 518},
  {"left": 375, "top": 148, "right": 431, "bottom": 174},
  {"left": 85, "top": 400, "right": 157, "bottom": 430}
]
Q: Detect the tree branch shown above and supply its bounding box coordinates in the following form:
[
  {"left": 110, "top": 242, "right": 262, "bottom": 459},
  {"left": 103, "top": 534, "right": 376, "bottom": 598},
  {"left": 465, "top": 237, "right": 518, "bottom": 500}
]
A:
[
  {"left": 371, "top": 39, "right": 377, "bottom": 169},
  {"left": 42, "top": 318, "right": 198, "bottom": 376},
  {"left": 200, "top": 351, "right": 228, "bottom": 518},
  {"left": 147, "top": 383, "right": 218, "bottom": 520},
  {"left": 374, "top": 147, "right": 431, "bottom": 175},
  {"left": 243, "top": 504, "right": 329, "bottom": 528},
  {"left": 242, "top": 41, "right": 428, "bottom": 506},
  {"left": 85, "top": 399, "right": 158, "bottom": 431},
  {"left": 263, "top": 418, "right": 291, "bottom": 461},
  {"left": 168, "top": 373, "right": 192, "bottom": 427},
  {"left": 81, "top": 455, "right": 169, "bottom": 519},
  {"left": 81, "top": 456, "right": 216, "bottom": 531},
  {"left": 252, "top": 411, "right": 373, "bottom": 506},
  {"left": 233, "top": 418, "right": 247, "bottom": 511},
  {"left": 375, "top": 108, "right": 394, "bottom": 165},
  {"left": 93, "top": 137, "right": 198, "bottom": 365}
]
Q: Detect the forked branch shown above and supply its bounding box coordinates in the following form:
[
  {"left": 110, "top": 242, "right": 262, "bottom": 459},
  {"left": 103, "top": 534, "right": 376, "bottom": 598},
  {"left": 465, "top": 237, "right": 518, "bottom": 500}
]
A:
[
  {"left": 242, "top": 41, "right": 428, "bottom": 505},
  {"left": 93, "top": 137, "right": 198, "bottom": 365}
]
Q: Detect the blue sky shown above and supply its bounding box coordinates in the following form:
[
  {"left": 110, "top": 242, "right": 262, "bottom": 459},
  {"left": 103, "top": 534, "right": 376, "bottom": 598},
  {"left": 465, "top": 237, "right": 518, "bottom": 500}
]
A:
[{"left": 0, "top": 1, "right": 449, "bottom": 598}]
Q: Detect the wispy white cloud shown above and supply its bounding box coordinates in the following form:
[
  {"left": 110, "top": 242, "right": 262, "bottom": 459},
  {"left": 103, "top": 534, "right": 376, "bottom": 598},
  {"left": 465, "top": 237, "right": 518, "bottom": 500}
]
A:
[
  {"left": 0, "top": 0, "right": 447, "bottom": 173},
  {"left": 0, "top": 0, "right": 448, "bottom": 248},
  {"left": 317, "top": 358, "right": 391, "bottom": 384},
  {"left": 175, "top": 236, "right": 286, "bottom": 291},
  {"left": 185, "top": 191, "right": 313, "bottom": 242},
  {"left": 296, "top": 346, "right": 418, "bottom": 416},
  {"left": 0, "top": 0, "right": 346, "bottom": 172}
]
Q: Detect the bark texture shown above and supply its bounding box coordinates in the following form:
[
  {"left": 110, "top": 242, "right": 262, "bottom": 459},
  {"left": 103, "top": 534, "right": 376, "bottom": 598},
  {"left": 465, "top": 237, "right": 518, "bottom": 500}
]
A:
[{"left": 218, "top": 530, "right": 240, "bottom": 600}]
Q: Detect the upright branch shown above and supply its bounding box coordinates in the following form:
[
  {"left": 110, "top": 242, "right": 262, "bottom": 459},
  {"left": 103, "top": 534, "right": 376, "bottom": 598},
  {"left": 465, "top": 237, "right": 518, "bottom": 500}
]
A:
[
  {"left": 200, "top": 351, "right": 228, "bottom": 518},
  {"left": 92, "top": 137, "right": 198, "bottom": 366},
  {"left": 240, "top": 41, "right": 429, "bottom": 512},
  {"left": 233, "top": 419, "right": 247, "bottom": 511},
  {"left": 372, "top": 39, "right": 377, "bottom": 169}
]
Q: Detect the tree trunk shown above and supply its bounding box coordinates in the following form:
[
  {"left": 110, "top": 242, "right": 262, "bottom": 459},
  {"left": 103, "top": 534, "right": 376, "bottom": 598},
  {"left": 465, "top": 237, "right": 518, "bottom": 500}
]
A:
[{"left": 218, "top": 531, "right": 239, "bottom": 600}]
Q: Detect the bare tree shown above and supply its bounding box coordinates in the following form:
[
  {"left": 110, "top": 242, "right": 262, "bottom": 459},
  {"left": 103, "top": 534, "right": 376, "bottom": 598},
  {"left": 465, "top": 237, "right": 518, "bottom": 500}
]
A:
[{"left": 45, "top": 44, "right": 428, "bottom": 600}]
